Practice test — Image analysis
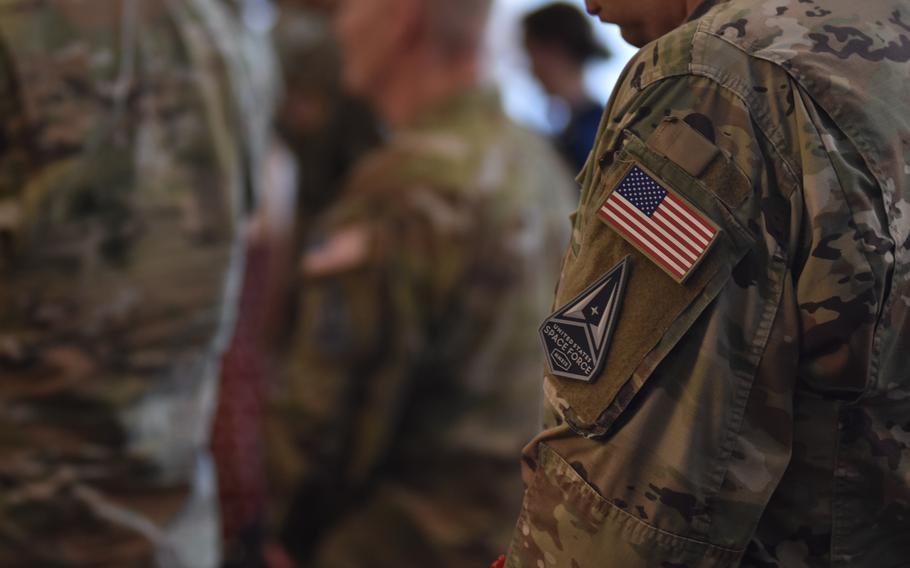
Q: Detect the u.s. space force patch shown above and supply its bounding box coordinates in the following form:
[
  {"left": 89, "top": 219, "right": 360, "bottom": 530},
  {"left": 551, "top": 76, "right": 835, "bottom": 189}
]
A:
[{"left": 539, "top": 257, "right": 630, "bottom": 383}]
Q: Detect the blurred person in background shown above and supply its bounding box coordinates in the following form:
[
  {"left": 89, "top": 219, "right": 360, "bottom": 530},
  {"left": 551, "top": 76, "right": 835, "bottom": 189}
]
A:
[
  {"left": 215, "top": 1, "right": 381, "bottom": 565},
  {"left": 0, "top": 0, "right": 275, "bottom": 566},
  {"left": 522, "top": 2, "right": 609, "bottom": 174},
  {"left": 260, "top": 0, "right": 382, "bottom": 351},
  {"left": 263, "top": 0, "right": 576, "bottom": 565}
]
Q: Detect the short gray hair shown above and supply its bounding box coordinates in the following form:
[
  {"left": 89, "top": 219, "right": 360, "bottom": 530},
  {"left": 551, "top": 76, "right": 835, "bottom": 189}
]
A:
[{"left": 425, "top": 0, "right": 492, "bottom": 56}]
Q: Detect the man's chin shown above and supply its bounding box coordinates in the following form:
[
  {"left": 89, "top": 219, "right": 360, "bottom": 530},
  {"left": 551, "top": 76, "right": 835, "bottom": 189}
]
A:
[{"left": 618, "top": 26, "right": 650, "bottom": 48}]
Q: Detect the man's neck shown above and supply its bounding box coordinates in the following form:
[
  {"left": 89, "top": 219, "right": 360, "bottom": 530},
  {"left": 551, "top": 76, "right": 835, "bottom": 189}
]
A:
[{"left": 375, "top": 53, "right": 480, "bottom": 128}]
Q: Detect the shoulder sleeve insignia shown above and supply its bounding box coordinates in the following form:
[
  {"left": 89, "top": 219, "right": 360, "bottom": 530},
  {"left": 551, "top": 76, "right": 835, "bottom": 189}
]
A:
[
  {"left": 598, "top": 164, "right": 719, "bottom": 284},
  {"left": 539, "top": 257, "right": 630, "bottom": 383}
]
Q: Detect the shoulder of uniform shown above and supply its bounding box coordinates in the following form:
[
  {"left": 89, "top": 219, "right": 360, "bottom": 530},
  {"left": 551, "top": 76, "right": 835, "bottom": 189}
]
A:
[
  {"left": 321, "top": 138, "right": 477, "bottom": 244},
  {"left": 343, "top": 131, "right": 473, "bottom": 196},
  {"left": 624, "top": 6, "right": 794, "bottom": 100},
  {"left": 598, "top": 4, "right": 801, "bottom": 171}
]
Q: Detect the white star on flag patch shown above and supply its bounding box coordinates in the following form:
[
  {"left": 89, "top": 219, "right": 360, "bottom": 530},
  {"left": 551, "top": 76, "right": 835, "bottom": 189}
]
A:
[{"left": 598, "top": 164, "right": 719, "bottom": 283}]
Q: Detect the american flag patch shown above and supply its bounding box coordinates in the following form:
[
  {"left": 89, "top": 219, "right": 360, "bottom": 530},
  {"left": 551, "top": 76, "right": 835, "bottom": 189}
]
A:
[{"left": 598, "top": 164, "right": 719, "bottom": 283}]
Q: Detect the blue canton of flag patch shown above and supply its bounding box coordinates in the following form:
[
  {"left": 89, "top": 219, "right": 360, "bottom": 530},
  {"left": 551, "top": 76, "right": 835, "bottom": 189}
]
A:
[
  {"left": 617, "top": 167, "right": 666, "bottom": 216},
  {"left": 598, "top": 164, "right": 719, "bottom": 283}
]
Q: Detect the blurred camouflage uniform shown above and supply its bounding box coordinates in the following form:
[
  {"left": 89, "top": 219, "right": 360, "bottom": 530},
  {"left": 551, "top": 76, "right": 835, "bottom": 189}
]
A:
[
  {"left": 0, "top": 0, "right": 275, "bottom": 566},
  {"left": 260, "top": 3, "right": 381, "bottom": 350},
  {"left": 506, "top": 0, "right": 910, "bottom": 566},
  {"left": 265, "top": 88, "right": 575, "bottom": 567}
]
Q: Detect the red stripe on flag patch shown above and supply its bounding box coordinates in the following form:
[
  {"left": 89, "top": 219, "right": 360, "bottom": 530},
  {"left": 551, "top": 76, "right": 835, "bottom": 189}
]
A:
[{"left": 597, "top": 163, "right": 718, "bottom": 283}]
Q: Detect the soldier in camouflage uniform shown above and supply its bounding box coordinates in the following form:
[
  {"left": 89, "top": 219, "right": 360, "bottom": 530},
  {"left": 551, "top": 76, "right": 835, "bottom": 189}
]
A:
[
  {"left": 263, "top": 0, "right": 575, "bottom": 565},
  {"left": 505, "top": 0, "right": 910, "bottom": 566},
  {"left": 0, "top": 0, "right": 275, "bottom": 566}
]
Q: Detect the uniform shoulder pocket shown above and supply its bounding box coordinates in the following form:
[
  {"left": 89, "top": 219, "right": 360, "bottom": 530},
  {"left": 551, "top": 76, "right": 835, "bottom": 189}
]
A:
[{"left": 543, "top": 124, "right": 757, "bottom": 436}]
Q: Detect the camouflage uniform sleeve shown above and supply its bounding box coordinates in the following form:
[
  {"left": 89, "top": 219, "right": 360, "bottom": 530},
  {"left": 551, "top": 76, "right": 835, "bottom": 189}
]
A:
[
  {"left": 264, "top": 184, "right": 471, "bottom": 553},
  {"left": 0, "top": 1, "right": 258, "bottom": 565},
  {"left": 506, "top": 36, "right": 890, "bottom": 567}
]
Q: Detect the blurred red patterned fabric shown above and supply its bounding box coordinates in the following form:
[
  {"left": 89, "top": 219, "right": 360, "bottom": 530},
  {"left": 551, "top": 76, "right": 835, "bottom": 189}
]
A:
[{"left": 211, "top": 242, "right": 270, "bottom": 547}]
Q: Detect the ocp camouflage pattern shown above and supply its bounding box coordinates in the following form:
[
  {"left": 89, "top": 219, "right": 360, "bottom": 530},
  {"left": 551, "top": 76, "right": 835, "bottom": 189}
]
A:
[
  {"left": 507, "top": 0, "right": 910, "bottom": 566},
  {"left": 0, "top": 0, "right": 275, "bottom": 566},
  {"left": 265, "top": 89, "right": 576, "bottom": 567}
]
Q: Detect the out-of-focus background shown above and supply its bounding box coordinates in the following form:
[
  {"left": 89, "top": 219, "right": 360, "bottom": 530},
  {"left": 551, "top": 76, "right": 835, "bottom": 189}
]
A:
[
  {"left": 211, "top": 2, "right": 637, "bottom": 565},
  {"left": 487, "top": 0, "right": 635, "bottom": 132},
  {"left": 0, "top": 0, "right": 637, "bottom": 565}
]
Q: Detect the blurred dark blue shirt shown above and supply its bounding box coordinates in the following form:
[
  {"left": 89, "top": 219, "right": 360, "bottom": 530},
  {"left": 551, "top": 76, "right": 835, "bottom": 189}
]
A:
[{"left": 557, "top": 100, "right": 603, "bottom": 174}]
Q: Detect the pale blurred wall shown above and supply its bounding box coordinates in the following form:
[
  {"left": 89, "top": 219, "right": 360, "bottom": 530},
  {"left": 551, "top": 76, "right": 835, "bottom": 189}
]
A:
[{"left": 486, "top": 0, "right": 637, "bottom": 133}]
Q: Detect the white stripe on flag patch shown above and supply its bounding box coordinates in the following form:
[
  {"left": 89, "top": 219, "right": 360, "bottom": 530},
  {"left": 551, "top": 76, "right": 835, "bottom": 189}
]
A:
[
  {"left": 601, "top": 201, "right": 688, "bottom": 277},
  {"left": 603, "top": 197, "right": 690, "bottom": 271},
  {"left": 597, "top": 164, "right": 718, "bottom": 282},
  {"left": 609, "top": 193, "right": 700, "bottom": 263}
]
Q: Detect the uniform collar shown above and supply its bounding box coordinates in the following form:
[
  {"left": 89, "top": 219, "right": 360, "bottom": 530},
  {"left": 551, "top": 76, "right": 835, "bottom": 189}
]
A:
[{"left": 407, "top": 87, "right": 500, "bottom": 133}]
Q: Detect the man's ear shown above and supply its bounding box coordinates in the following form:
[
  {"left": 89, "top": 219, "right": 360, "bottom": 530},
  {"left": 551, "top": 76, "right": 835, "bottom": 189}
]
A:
[{"left": 388, "top": 0, "right": 426, "bottom": 51}]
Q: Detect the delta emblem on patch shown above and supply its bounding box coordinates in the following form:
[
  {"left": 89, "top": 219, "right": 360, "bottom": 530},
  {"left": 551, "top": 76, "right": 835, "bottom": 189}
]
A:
[
  {"left": 598, "top": 164, "right": 719, "bottom": 283},
  {"left": 540, "top": 257, "right": 630, "bottom": 383}
]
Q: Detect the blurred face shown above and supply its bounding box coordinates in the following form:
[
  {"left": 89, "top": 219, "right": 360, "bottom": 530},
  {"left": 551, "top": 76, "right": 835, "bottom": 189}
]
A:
[
  {"left": 524, "top": 39, "right": 578, "bottom": 97},
  {"left": 335, "top": 0, "right": 405, "bottom": 96},
  {"left": 583, "top": 0, "right": 687, "bottom": 47},
  {"left": 525, "top": 40, "right": 561, "bottom": 96}
]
